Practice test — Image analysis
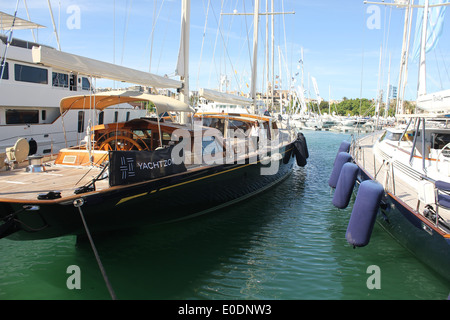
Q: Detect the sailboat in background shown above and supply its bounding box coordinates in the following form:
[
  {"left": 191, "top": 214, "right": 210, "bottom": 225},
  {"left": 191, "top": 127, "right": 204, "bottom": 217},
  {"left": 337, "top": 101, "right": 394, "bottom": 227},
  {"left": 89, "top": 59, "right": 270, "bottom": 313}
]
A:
[
  {"left": 302, "top": 76, "right": 323, "bottom": 130},
  {"left": 331, "top": 0, "right": 450, "bottom": 282}
]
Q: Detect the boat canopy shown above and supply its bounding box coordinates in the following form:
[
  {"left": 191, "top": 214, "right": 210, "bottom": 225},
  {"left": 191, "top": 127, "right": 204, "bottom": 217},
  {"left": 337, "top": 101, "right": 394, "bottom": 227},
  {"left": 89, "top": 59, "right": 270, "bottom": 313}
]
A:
[
  {"left": 60, "top": 91, "right": 194, "bottom": 115},
  {"left": 32, "top": 46, "right": 182, "bottom": 89},
  {"left": 199, "top": 88, "right": 253, "bottom": 106},
  {"left": 0, "top": 11, "right": 45, "bottom": 31}
]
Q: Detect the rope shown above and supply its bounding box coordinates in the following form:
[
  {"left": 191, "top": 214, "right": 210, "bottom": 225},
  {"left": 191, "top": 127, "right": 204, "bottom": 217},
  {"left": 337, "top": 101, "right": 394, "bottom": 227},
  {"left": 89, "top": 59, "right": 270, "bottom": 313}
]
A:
[{"left": 73, "top": 199, "right": 117, "bottom": 300}]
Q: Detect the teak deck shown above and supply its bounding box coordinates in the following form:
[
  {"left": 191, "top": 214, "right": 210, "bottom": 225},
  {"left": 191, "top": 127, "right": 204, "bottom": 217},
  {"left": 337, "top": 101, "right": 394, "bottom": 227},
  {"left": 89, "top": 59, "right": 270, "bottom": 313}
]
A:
[{"left": 0, "top": 164, "right": 109, "bottom": 202}]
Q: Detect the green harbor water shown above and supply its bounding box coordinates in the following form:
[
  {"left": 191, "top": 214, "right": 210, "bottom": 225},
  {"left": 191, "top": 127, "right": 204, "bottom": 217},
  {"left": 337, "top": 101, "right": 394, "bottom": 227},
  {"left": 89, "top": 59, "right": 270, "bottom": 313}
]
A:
[{"left": 0, "top": 131, "right": 449, "bottom": 300}]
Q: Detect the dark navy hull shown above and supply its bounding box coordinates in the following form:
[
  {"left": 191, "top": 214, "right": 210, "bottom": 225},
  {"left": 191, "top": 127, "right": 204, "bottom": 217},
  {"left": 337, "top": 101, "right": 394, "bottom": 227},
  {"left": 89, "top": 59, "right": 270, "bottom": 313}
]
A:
[
  {"left": 2, "top": 144, "right": 296, "bottom": 240},
  {"left": 356, "top": 166, "right": 450, "bottom": 282}
]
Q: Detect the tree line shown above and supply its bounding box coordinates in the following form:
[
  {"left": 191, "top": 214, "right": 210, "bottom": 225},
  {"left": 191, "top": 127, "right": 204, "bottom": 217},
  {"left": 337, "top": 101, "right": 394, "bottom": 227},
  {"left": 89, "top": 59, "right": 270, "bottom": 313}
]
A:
[{"left": 301, "top": 98, "right": 415, "bottom": 117}]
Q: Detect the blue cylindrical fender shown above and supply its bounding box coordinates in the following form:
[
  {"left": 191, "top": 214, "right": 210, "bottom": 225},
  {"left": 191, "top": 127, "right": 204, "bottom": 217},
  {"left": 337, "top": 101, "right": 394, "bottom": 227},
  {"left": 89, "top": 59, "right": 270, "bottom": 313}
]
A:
[
  {"left": 346, "top": 180, "right": 384, "bottom": 247},
  {"left": 328, "top": 152, "right": 352, "bottom": 188},
  {"left": 338, "top": 140, "right": 351, "bottom": 154},
  {"left": 332, "top": 162, "right": 359, "bottom": 209}
]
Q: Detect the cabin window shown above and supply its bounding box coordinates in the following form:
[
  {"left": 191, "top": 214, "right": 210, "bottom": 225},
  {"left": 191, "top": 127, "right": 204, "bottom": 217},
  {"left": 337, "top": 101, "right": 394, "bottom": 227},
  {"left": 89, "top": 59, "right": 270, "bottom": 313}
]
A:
[
  {"left": 6, "top": 109, "right": 39, "bottom": 124},
  {"left": 98, "top": 111, "right": 104, "bottom": 125},
  {"left": 132, "top": 130, "right": 151, "bottom": 138},
  {"left": 433, "top": 133, "right": 450, "bottom": 151},
  {"left": 1, "top": 62, "right": 9, "bottom": 80},
  {"left": 41, "top": 110, "right": 46, "bottom": 121},
  {"left": 162, "top": 132, "right": 172, "bottom": 145},
  {"left": 14, "top": 64, "right": 48, "bottom": 84},
  {"left": 126, "top": 111, "right": 130, "bottom": 122},
  {"left": 70, "top": 75, "right": 77, "bottom": 91},
  {"left": 229, "top": 120, "right": 250, "bottom": 134},
  {"left": 77, "top": 111, "right": 84, "bottom": 133},
  {"left": 114, "top": 111, "right": 119, "bottom": 123},
  {"left": 81, "top": 77, "right": 91, "bottom": 91},
  {"left": 52, "top": 72, "right": 69, "bottom": 88},
  {"left": 386, "top": 131, "right": 403, "bottom": 141},
  {"left": 204, "top": 118, "right": 225, "bottom": 135}
]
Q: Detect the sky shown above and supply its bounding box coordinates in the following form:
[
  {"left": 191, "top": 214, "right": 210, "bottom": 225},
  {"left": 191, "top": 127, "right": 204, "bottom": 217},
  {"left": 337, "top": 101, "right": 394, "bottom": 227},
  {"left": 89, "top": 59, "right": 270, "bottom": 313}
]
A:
[{"left": 2, "top": 0, "right": 450, "bottom": 102}]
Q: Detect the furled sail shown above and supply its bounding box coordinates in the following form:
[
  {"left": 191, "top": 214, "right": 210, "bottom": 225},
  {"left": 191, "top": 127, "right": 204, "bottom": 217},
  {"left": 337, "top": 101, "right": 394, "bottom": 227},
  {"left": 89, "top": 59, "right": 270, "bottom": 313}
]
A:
[
  {"left": 199, "top": 88, "right": 253, "bottom": 106},
  {"left": 32, "top": 46, "right": 182, "bottom": 89},
  {"left": 0, "top": 11, "right": 45, "bottom": 31}
]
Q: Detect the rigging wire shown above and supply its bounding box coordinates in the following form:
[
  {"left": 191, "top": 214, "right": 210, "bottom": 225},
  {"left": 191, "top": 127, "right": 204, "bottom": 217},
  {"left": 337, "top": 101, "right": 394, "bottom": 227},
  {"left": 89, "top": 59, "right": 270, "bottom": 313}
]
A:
[
  {"left": 435, "top": 49, "right": 443, "bottom": 90},
  {"left": 156, "top": 0, "right": 174, "bottom": 74},
  {"left": 243, "top": 1, "right": 252, "bottom": 68},
  {"left": 359, "top": 3, "right": 367, "bottom": 115},
  {"left": 197, "top": 0, "right": 211, "bottom": 90},
  {"left": 121, "top": 0, "right": 133, "bottom": 65},
  {"left": 207, "top": 0, "right": 224, "bottom": 88},
  {"left": 209, "top": 0, "right": 245, "bottom": 93},
  {"left": 0, "top": 0, "right": 20, "bottom": 84},
  {"left": 438, "top": 44, "right": 450, "bottom": 84},
  {"left": 147, "top": 0, "right": 166, "bottom": 73}
]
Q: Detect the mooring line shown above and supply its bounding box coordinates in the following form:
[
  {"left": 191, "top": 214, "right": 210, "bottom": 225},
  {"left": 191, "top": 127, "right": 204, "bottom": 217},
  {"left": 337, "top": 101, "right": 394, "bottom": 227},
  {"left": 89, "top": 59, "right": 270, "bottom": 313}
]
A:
[{"left": 73, "top": 199, "right": 117, "bottom": 300}]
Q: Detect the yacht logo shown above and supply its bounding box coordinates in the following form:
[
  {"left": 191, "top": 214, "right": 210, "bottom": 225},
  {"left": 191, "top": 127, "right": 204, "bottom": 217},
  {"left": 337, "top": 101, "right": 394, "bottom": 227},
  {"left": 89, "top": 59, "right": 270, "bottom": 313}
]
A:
[{"left": 119, "top": 156, "right": 135, "bottom": 179}]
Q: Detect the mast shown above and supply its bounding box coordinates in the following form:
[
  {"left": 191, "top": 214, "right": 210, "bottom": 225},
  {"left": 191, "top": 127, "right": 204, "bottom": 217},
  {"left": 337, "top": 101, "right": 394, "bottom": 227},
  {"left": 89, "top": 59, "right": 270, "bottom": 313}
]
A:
[
  {"left": 177, "top": 0, "right": 190, "bottom": 124},
  {"left": 271, "top": 0, "right": 275, "bottom": 112},
  {"left": 47, "top": 0, "right": 61, "bottom": 50},
  {"left": 385, "top": 52, "right": 391, "bottom": 118},
  {"left": 278, "top": 46, "right": 283, "bottom": 114},
  {"left": 221, "top": 1, "right": 294, "bottom": 114},
  {"left": 251, "top": 0, "right": 260, "bottom": 113},
  {"left": 375, "top": 45, "right": 382, "bottom": 125},
  {"left": 396, "top": 1, "right": 413, "bottom": 115},
  {"left": 364, "top": 0, "right": 450, "bottom": 114},
  {"left": 417, "top": 0, "right": 429, "bottom": 97},
  {"left": 265, "top": 0, "right": 269, "bottom": 109}
]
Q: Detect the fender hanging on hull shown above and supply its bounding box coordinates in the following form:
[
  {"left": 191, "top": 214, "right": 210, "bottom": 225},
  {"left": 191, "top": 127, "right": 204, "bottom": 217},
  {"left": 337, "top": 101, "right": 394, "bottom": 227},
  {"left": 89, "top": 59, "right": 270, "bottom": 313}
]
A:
[
  {"left": 328, "top": 152, "right": 352, "bottom": 188},
  {"left": 337, "top": 140, "right": 351, "bottom": 154},
  {"left": 293, "top": 133, "right": 309, "bottom": 167},
  {"left": 346, "top": 180, "right": 384, "bottom": 247},
  {"left": 332, "top": 162, "right": 358, "bottom": 209}
]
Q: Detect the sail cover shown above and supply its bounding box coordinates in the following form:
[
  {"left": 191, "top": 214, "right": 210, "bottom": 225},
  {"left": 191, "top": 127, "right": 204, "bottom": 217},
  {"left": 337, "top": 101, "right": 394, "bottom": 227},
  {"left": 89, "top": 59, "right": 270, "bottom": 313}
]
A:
[
  {"left": 199, "top": 88, "right": 253, "bottom": 106},
  {"left": 417, "top": 89, "right": 450, "bottom": 113},
  {"left": 32, "top": 46, "right": 182, "bottom": 89},
  {"left": 0, "top": 11, "right": 45, "bottom": 31}
]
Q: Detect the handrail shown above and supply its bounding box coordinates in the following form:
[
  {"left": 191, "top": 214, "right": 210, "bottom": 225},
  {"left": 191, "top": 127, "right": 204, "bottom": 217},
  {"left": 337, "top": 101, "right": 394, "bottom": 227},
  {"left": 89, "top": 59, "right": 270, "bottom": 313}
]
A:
[{"left": 436, "top": 142, "right": 450, "bottom": 174}]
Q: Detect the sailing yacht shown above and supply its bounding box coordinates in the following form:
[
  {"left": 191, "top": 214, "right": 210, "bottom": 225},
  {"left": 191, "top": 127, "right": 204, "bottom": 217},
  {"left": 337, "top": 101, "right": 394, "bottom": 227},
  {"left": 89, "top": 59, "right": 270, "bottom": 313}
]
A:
[
  {"left": 331, "top": 0, "right": 450, "bottom": 282},
  {"left": 0, "top": 0, "right": 306, "bottom": 241}
]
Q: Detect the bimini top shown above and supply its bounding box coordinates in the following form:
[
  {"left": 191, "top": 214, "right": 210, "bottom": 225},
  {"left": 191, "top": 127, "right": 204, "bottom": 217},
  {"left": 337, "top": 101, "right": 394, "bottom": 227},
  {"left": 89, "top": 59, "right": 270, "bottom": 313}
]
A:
[{"left": 60, "top": 91, "right": 194, "bottom": 115}]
